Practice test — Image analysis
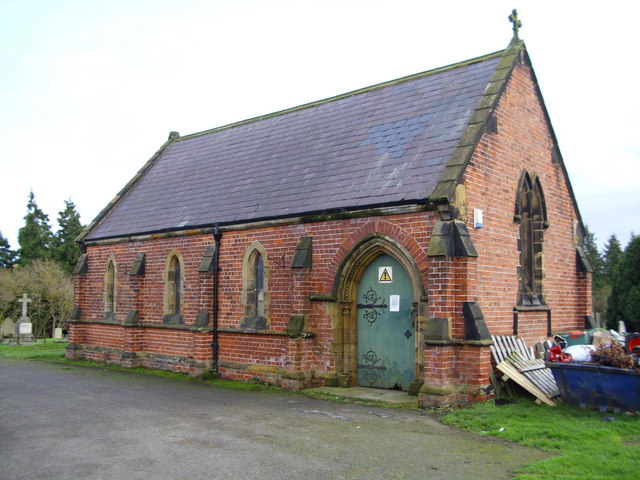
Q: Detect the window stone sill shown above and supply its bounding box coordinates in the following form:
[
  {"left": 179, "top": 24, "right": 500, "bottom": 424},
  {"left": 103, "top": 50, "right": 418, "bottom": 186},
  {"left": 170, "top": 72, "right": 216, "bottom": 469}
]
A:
[{"left": 515, "top": 305, "right": 550, "bottom": 312}]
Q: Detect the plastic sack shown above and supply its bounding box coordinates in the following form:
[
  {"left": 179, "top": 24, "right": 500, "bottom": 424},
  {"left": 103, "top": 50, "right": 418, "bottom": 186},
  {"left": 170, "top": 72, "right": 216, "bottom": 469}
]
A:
[{"left": 564, "top": 344, "right": 595, "bottom": 362}]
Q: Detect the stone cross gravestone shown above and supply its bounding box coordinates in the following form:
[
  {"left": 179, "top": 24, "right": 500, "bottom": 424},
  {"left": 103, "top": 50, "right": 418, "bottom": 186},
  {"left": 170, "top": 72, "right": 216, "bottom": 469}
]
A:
[
  {"left": 18, "top": 293, "right": 31, "bottom": 317},
  {"left": 17, "top": 293, "right": 34, "bottom": 344}
]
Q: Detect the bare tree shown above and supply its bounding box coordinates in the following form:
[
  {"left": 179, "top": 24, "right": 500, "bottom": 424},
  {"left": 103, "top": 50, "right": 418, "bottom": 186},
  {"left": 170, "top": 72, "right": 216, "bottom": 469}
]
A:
[{"left": 0, "top": 260, "right": 73, "bottom": 337}]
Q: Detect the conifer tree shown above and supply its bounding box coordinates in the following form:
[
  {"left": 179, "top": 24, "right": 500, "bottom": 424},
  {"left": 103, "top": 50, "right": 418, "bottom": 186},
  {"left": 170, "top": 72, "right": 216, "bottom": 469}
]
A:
[
  {"left": 0, "top": 231, "right": 17, "bottom": 268},
  {"left": 583, "top": 225, "right": 605, "bottom": 289},
  {"left": 607, "top": 235, "right": 640, "bottom": 331},
  {"left": 583, "top": 226, "right": 610, "bottom": 323},
  {"left": 603, "top": 234, "right": 623, "bottom": 285},
  {"left": 53, "top": 199, "right": 84, "bottom": 274},
  {"left": 18, "top": 191, "right": 53, "bottom": 265}
]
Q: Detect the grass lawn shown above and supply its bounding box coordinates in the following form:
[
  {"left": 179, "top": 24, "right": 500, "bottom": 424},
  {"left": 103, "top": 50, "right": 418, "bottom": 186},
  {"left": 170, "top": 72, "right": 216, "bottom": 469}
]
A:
[
  {"left": 2, "top": 341, "right": 638, "bottom": 478},
  {"left": 442, "top": 399, "right": 640, "bottom": 480},
  {"left": 0, "top": 339, "right": 67, "bottom": 360}
]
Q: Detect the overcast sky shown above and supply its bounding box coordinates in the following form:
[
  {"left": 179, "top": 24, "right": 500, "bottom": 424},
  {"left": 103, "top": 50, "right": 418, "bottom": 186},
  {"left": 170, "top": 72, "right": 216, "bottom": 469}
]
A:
[{"left": 1, "top": 0, "right": 638, "bottom": 251}]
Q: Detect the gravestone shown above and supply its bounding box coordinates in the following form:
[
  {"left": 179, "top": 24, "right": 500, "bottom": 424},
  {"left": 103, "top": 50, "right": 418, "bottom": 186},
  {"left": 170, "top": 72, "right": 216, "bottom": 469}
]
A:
[
  {"left": 54, "top": 328, "right": 64, "bottom": 342},
  {"left": 0, "top": 318, "right": 16, "bottom": 342},
  {"left": 17, "top": 293, "right": 34, "bottom": 344},
  {"left": 18, "top": 321, "right": 33, "bottom": 343}
]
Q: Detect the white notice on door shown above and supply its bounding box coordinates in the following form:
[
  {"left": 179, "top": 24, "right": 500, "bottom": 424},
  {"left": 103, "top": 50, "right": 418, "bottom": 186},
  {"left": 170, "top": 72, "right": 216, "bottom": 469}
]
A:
[{"left": 389, "top": 295, "right": 400, "bottom": 312}]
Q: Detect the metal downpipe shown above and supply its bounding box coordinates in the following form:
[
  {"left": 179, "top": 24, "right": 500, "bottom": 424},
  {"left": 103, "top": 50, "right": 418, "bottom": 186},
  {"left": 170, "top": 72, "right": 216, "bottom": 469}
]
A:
[{"left": 212, "top": 227, "right": 223, "bottom": 373}]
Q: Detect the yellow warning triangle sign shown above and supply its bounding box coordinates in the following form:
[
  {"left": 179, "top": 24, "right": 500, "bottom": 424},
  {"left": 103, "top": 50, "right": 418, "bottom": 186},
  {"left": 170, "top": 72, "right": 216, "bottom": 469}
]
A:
[{"left": 379, "top": 268, "right": 392, "bottom": 282}]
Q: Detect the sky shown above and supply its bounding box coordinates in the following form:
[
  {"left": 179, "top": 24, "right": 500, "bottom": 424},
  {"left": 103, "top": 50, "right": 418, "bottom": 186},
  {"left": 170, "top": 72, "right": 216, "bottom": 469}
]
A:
[{"left": 1, "top": 0, "right": 638, "bottom": 251}]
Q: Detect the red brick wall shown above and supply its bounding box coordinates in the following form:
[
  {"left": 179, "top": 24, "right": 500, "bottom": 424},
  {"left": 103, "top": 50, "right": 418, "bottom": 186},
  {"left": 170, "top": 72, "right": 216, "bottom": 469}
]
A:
[
  {"left": 223, "top": 216, "right": 438, "bottom": 379},
  {"left": 71, "top": 214, "right": 439, "bottom": 381},
  {"left": 73, "top": 236, "right": 214, "bottom": 326},
  {"left": 463, "top": 62, "right": 591, "bottom": 346}
]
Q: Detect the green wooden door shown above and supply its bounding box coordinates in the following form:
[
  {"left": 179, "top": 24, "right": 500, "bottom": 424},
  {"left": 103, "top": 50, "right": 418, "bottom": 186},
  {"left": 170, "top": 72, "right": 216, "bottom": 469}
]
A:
[{"left": 356, "top": 254, "right": 415, "bottom": 390}]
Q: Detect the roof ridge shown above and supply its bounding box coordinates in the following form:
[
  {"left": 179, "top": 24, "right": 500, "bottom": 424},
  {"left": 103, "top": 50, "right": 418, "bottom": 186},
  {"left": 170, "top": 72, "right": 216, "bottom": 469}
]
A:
[{"left": 178, "top": 48, "right": 507, "bottom": 141}]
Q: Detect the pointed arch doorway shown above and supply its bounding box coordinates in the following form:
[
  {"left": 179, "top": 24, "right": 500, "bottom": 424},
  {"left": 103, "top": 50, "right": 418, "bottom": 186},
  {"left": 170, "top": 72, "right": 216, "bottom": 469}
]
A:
[
  {"left": 356, "top": 254, "right": 415, "bottom": 390},
  {"left": 333, "top": 235, "right": 425, "bottom": 392}
]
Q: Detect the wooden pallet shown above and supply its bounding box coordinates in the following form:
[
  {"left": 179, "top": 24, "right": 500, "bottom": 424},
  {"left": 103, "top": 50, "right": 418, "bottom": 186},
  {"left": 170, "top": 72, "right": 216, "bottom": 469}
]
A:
[
  {"left": 496, "top": 359, "right": 557, "bottom": 406},
  {"left": 506, "top": 351, "right": 559, "bottom": 399},
  {"left": 491, "top": 335, "right": 559, "bottom": 406},
  {"left": 491, "top": 334, "right": 534, "bottom": 362}
]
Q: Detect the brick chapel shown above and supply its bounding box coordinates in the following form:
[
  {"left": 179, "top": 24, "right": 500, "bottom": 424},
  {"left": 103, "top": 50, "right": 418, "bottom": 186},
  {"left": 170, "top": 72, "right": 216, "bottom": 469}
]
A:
[{"left": 68, "top": 22, "right": 592, "bottom": 406}]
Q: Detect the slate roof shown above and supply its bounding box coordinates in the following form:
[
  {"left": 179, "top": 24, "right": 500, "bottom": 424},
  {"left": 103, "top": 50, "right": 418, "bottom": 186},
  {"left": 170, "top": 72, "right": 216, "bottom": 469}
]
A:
[{"left": 84, "top": 45, "right": 521, "bottom": 242}]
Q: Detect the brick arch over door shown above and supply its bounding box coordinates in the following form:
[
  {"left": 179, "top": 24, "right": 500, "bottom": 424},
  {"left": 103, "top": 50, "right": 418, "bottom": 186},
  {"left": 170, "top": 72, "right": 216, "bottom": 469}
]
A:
[
  {"left": 330, "top": 233, "right": 428, "bottom": 387},
  {"left": 323, "top": 219, "right": 428, "bottom": 294}
]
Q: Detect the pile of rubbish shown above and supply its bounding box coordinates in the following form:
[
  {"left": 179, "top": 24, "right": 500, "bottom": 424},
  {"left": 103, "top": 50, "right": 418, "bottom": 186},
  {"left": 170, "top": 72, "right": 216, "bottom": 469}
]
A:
[
  {"left": 490, "top": 329, "right": 640, "bottom": 411},
  {"left": 545, "top": 328, "right": 640, "bottom": 371},
  {"left": 544, "top": 327, "right": 640, "bottom": 412}
]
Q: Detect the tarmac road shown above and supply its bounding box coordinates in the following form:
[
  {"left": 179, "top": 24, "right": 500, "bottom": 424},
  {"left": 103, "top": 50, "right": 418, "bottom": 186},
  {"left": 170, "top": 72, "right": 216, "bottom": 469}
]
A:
[{"left": 0, "top": 359, "right": 547, "bottom": 480}]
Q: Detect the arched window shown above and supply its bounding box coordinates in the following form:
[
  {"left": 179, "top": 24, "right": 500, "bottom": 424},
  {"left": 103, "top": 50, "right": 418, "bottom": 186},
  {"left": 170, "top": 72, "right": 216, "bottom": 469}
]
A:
[
  {"left": 254, "top": 253, "right": 265, "bottom": 318},
  {"left": 515, "top": 172, "right": 547, "bottom": 306},
  {"left": 241, "top": 243, "right": 269, "bottom": 329},
  {"left": 104, "top": 258, "right": 117, "bottom": 320},
  {"left": 164, "top": 252, "right": 184, "bottom": 323}
]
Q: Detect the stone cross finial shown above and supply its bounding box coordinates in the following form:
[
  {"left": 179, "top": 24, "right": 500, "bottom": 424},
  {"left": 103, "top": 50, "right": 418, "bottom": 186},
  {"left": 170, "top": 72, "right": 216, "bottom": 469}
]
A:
[
  {"left": 509, "top": 9, "right": 522, "bottom": 40},
  {"left": 18, "top": 293, "right": 32, "bottom": 318}
]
